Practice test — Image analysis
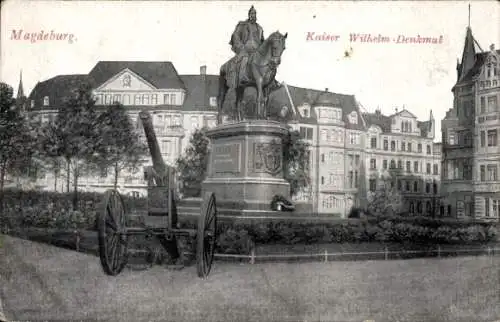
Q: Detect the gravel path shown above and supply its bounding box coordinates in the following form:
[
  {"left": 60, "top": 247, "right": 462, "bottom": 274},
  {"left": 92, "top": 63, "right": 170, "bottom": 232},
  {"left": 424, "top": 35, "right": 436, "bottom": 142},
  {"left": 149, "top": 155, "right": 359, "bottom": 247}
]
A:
[{"left": 0, "top": 234, "right": 499, "bottom": 322}]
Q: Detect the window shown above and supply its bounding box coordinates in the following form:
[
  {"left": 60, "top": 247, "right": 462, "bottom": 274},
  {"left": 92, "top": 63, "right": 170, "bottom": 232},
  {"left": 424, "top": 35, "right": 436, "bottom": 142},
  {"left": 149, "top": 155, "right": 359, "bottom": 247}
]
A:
[
  {"left": 433, "top": 164, "right": 439, "bottom": 175},
  {"left": 409, "top": 202, "right": 415, "bottom": 213},
  {"left": 164, "top": 94, "right": 170, "bottom": 104},
  {"left": 414, "top": 161, "right": 419, "bottom": 173},
  {"left": 210, "top": 97, "right": 217, "bottom": 107},
  {"left": 480, "top": 165, "right": 486, "bottom": 181},
  {"left": 487, "top": 165, "right": 498, "bottom": 181},
  {"left": 383, "top": 159, "right": 388, "bottom": 169},
  {"left": 417, "top": 201, "right": 423, "bottom": 213},
  {"left": 391, "top": 141, "right": 396, "bottom": 151},
  {"left": 481, "top": 131, "right": 486, "bottom": 147},
  {"left": 134, "top": 94, "right": 141, "bottom": 105},
  {"left": 348, "top": 171, "right": 354, "bottom": 188},
  {"left": 170, "top": 94, "right": 176, "bottom": 105},
  {"left": 370, "top": 137, "right": 377, "bottom": 149},
  {"left": 407, "top": 143, "right": 412, "bottom": 152},
  {"left": 418, "top": 144, "right": 422, "bottom": 153},
  {"left": 397, "top": 180, "right": 402, "bottom": 191},
  {"left": 487, "top": 129, "right": 497, "bottom": 146},
  {"left": 426, "top": 201, "right": 432, "bottom": 214},
  {"left": 370, "top": 159, "right": 377, "bottom": 170},
  {"left": 383, "top": 139, "right": 388, "bottom": 151},
  {"left": 390, "top": 160, "right": 396, "bottom": 169},
  {"left": 448, "top": 133, "right": 456, "bottom": 145},
  {"left": 405, "top": 181, "right": 410, "bottom": 191},
  {"left": 321, "top": 176, "right": 325, "bottom": 185},
  {"left": 151, "top": 94, "right": 158, "bottom": 105},
  {"left": 406, "top": 161, "right": 411, "bottom": 172},
  {"left": 426, "top": 145, "right": 431, "bottom": 155},
  {"left": 142, "top": 94, "right": 150, "bottom": 105},
  {"left": 426, "top": 163, "right": 431, "bottom": 174},
  {"left": 401, "top": 142, "right": 406, "bottom": 151},
  {"left": 123, "top": 94, "right": 130, "bottom": 105},
  {"left": 369, "top": 179, "right": 377, "bottom": 192},
  {"left": 480, "top": 97, "right": 486, "bottom": 114},
  {"left": 161, "top": 140, "right": 171, "bottom": 155},
  {"left": 321, "top": 154, "right": 325, "bottom": 163},
  {"left": 173, "top": 115, "right": 181, "bottom": 126},
  {"left": 191, "top": 116, "right": 199, "bottom": 129},
  {"left": 398, "top": 160, "right": 403, "bottom": 169},
  {"left": 349, "top": 133, "right": 359, "bottom": 145},
  {"left": 493, "top": 200, "right": 500, "bottom": 218},
  {"left": 43, "top": 96, "right": 49, "bottom": 106},
  {"left": 113, "top": 94, "right": 121, "bottom": 103},
  {"left": 488, "top": 96, "right": 498, "bottom": 112},
  {"left": 413, "top": 181, "right": 419, "bottom": 192},
  {"left": 426, "top": 182, "right": 431, "bottom": 193}
]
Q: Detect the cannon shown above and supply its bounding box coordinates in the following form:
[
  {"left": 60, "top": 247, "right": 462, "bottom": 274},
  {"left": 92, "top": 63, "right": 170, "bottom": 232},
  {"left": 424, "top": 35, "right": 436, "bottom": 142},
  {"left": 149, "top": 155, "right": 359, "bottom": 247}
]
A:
[{"left": 96, "top": 110, "right": 217, "bottom": 278}]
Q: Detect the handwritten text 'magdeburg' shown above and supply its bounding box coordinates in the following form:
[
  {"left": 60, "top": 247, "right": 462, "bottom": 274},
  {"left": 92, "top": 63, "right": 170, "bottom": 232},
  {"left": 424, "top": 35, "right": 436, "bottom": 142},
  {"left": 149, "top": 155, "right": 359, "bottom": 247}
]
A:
[{"left": 11, "top": 30, "right": 76, "bottom": 44}]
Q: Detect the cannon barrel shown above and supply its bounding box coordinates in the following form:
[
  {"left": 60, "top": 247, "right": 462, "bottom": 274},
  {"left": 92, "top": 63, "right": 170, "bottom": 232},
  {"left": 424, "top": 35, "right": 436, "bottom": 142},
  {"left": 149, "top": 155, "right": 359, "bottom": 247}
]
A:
[{"left": 139, "top": 110, "right": 168, "bottom": 185}]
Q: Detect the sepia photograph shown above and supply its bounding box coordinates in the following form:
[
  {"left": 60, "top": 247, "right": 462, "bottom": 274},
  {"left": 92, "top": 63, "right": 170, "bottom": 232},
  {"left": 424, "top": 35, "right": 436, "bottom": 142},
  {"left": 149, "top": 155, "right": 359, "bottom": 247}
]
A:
[{"left": 0, "top": 0, "right": 499, "bottom": 321}]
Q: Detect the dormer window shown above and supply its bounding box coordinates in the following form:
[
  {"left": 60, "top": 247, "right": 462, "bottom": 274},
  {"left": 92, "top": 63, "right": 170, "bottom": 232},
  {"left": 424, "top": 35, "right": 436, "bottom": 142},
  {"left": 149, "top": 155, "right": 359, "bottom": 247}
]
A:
[
  {"left": 209, "top": 97, "right": 217, "bottom": 107},
  {"left": 303, "top": 108, "right": 309, "bottom": 117},
  {"left": 30, "top": 100, "right": 34, "bottom": 108},
  {"left": 348, "top": 111, "right": 358, "bottom": 124},
  {"left": 43, "top": 96, "right": 49, "bottom": 106}
]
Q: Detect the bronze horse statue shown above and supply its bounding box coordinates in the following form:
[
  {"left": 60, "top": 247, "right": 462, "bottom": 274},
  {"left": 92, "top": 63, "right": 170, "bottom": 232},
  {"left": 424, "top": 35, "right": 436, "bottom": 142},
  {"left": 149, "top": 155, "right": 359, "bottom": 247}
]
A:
[{"left": 217, "top": 31, "right": 287, "bottom": 124}]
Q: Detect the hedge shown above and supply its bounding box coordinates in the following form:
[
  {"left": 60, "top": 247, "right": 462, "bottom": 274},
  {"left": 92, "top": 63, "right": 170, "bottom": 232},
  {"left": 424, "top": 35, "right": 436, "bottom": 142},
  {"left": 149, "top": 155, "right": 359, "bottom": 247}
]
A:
[{"left": 1, "top": 189, "right": 498, "bottom": 255}]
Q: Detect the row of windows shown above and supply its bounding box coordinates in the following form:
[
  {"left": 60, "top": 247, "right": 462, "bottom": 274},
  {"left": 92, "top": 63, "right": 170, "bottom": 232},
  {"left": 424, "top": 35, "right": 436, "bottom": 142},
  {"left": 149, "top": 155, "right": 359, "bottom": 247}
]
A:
[
  {"left": 370, "top": 137, "right": 433, "bottom": 154},
  {"left": 369, "top": 178, "right": 438, "bottom": 194},
  {"left": 408, "top": 201, "right": 434, "bottom": 214},
  {"left": 479, "top": 164, "right": 498, "bottom": 182},
  {"left": 479, "top": 95, "right": 498, "bottom": 114},
  {"left": 444, "top": 160, "right": 473, "bottom": 180},
  {"left": 370, "top": 158, "right": 439, "bottom": 175},
  {"left": 94, "top": 93, "right": 178, "bottom": 106},
  {"left": 479, "top": 129, "right": 498, "bottom": 147},
  {"left": 400, "top": 120, "right": 413, "bottom": 133}
]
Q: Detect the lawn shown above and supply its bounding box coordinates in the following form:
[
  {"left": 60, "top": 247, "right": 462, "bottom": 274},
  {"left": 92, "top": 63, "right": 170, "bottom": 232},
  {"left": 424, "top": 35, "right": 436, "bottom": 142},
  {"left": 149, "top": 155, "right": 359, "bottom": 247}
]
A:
[{"left": 0, "top": 234, "right": 499, "bottom": 322}]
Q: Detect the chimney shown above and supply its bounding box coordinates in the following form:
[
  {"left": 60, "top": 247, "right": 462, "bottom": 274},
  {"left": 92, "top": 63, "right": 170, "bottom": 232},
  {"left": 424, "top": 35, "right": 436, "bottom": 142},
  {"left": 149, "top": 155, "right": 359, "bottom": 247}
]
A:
[
  {"left": 490, "top": 44, "right": 495, "bottom": 52},
  {"left": 395, "top": 107, "right": 398, "bottom": 113},
  {"left": 325, "top": 88, "right": 328, "bottom": 92},
  {"left": 200, "top": 65, "right": 207, "bottom": 77}
]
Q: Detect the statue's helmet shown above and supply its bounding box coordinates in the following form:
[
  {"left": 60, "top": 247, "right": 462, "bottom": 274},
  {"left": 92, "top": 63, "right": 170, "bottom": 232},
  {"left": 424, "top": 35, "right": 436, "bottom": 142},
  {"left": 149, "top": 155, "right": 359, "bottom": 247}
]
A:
[{"left": 248, "top": 5, "right": 256, "bottom": 16}]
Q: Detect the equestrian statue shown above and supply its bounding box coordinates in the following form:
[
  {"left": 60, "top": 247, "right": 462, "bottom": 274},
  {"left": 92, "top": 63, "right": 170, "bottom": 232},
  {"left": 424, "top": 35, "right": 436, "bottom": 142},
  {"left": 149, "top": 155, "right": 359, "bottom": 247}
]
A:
[{"left": 217, "top": 5, "right": 287, "bottom": 124}]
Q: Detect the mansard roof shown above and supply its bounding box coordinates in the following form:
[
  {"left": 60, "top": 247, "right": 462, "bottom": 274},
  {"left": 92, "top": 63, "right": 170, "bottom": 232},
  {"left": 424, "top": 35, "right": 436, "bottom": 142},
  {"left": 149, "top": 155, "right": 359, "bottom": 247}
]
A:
[
  {"left": 179, "top": 74, "right": 219, "bottom": 111},
  {"left": 363, "top": 110, "right": 431, "bottom": 138},
  {"left": 88, "top": 61, "right": 186, "bottom": 90},
  {"left": 267, "top": 85, "right": 366, "bottom": 130},
  {"left": 28, "top": 74, "right": 90, "bottom": 110}
]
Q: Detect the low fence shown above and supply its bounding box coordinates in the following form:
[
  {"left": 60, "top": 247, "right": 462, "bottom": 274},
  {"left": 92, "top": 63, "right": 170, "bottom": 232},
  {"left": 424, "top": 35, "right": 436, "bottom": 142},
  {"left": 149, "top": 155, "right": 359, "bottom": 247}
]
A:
[{"left": 186, "top": 245, "right": 500, "bottom": 264}]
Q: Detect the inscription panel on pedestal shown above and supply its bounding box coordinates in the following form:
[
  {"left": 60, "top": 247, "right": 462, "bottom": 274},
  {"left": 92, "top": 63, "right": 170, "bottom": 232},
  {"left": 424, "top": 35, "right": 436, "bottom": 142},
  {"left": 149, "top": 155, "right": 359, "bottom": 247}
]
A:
[
  {"left": 252, "top": 142, "right": 282, "bottom": 175},
  {"left": 212, "top": 143, "right": 241, "bottom": 174}
]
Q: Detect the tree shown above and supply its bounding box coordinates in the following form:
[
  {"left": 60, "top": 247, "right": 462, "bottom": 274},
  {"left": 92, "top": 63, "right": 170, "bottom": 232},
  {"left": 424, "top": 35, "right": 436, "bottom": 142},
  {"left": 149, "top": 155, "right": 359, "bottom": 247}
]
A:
[
  {"left": 366, "top": 169, "right": 404, "bottom": 217},
  {"left": 176, "top": 128, "right": 210, "bottom": 197},
  {"left": 282, "top": 129, "right": 311, "bottom": 197},
  {"left": 40, "top": 82, "right": 102, "bottom": 209},
  {"left": 0, "top": 82, "right": 35, "bottom": 210},
  {"left": 91, "top": 103, "right": 148, "bottom": 189}
]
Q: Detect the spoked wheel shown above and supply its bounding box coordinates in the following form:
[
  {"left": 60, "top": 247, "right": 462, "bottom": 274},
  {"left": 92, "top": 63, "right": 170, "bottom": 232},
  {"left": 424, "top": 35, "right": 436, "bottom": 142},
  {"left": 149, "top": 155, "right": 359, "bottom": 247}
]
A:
[
  {"left": 97, "top": 189, "right": 129, "bottom": 276},
  {"left": 196, "top": 191, "right": 217, "bottom": 278}
]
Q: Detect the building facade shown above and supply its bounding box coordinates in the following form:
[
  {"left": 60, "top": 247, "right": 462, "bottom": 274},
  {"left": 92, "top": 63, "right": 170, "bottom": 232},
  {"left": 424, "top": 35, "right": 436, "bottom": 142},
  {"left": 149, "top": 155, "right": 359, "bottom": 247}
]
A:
[
  {"left": 363, "top": 109, "right": 442, "bottom": 216},
  {"left": 16, "top": 60, "right": 446, "bottom": 218},
  {"left": 441, "top": 27, "right": 500, "bottom": 221},
  {"left": 24, "top": 62, "right": 218, "bottom": 196}
]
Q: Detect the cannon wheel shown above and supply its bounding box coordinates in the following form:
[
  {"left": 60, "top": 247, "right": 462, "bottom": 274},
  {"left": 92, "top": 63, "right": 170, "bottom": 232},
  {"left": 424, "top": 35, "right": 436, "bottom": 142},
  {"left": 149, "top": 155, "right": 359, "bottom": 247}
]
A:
[
  {"left": 97, "top": 189, "right": 129, "bottom": 276},
  {"left": 196, "top": 192, "right": 217, "bottom": 278}
]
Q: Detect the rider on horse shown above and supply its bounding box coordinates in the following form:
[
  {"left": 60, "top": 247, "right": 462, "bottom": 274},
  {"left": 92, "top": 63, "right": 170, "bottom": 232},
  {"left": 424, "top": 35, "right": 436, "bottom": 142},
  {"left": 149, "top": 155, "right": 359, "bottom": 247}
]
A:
[{"left": 229, "top": 6, "right": 264, "bottom": 85}]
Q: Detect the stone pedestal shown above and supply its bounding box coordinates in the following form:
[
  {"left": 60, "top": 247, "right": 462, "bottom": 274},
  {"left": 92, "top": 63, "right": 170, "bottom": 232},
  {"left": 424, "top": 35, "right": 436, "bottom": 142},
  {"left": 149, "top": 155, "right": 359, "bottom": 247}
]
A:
[{"left": 201, "top": 120, "right": 290, "bottom": 216}]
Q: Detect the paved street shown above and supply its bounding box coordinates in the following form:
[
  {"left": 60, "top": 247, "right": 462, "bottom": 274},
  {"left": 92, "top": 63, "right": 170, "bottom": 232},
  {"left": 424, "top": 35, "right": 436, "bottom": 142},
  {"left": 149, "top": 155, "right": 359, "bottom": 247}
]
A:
[{"left": 0, "top": 234, "right": 499, "bottom": 322}]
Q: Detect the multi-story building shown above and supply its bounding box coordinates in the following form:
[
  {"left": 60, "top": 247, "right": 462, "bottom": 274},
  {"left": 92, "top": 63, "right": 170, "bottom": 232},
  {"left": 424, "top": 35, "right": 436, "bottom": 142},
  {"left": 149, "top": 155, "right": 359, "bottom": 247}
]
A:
[
  {"left": 441, "top": 26, "right": 499, "bottom": 221},
  {"left": 363, "top": 109, "right": 442, "bottom": 216},
  {"left": 268, "top": 85, "right": 368, "bottom": 217},
  {"left": 16, "top": 60, "right": 444, "bottom": 218},
  {"left": 25, "top": 61, "right": 218, "bottom": 196}
]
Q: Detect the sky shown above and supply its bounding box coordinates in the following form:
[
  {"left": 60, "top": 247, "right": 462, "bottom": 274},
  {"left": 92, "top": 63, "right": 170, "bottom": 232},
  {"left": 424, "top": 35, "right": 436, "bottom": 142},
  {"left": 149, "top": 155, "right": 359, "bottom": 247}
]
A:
[{"left": 1, "top": 0, "right": 499, "bottom": 140}]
